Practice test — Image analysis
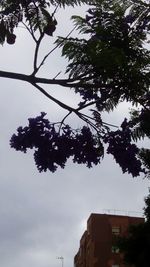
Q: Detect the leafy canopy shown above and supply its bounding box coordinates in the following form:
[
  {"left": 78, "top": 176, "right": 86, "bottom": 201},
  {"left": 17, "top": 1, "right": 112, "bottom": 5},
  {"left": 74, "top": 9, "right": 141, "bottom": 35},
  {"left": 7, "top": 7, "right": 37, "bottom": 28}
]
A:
[
  {"left": 118, "top": 190, "right": 150, "bottom": 267},
  {"left": 0, "top": 0, "right": 149, "bottom": 176}
]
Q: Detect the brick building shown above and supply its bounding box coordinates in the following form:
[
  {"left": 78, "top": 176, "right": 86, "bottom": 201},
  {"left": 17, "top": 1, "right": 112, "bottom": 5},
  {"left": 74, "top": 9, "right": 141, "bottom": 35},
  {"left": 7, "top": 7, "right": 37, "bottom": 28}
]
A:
[{"left": 74, "top": 213, "right": 144, "bottom": 267}]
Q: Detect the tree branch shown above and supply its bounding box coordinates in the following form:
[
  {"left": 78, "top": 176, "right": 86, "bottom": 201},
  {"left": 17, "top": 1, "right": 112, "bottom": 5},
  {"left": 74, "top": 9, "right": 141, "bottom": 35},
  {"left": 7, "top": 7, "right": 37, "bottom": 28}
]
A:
[
  {"left": 0, "top": 70, "right": 70, "bottom": 85},
  {"left": 0, "top": 69, "right": 97, "bottom": 87},
  {"left": 36, "top": 25, "right": 77, "bottom": 73},
  {"left": 32, "top": 33, "right": 44, "bottom": 74},
  {"left": 0, "top": 70, "right": 32, "bottom": 83},
  {"left": 0, "top": 69, "right": 112, "bottom": 91},
  {"left": 31, "top": 82, "right": 76, "bottom": 112}
]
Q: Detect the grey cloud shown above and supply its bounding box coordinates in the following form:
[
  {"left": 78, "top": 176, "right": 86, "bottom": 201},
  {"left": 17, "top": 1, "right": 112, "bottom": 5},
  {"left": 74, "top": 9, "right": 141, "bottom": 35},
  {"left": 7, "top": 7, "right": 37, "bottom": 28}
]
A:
[{"left": 0, "top": 4, "right": 149, "bottom": 267}]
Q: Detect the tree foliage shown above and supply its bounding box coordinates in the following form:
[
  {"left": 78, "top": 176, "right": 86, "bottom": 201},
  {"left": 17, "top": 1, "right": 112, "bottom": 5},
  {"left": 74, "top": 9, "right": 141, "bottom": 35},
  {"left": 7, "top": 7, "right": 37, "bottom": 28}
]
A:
[
  {"left": 118, "top": 191, "right": 150, "bottom": 267},
  {"left": 0, "top": 0, "right": 149, "bottom": 176},
  {"left": 0, "top": 0, "right": 90, "bottom": 44},
  {"left": 10, "top": 112, "right": 103, "bottom": 172}
]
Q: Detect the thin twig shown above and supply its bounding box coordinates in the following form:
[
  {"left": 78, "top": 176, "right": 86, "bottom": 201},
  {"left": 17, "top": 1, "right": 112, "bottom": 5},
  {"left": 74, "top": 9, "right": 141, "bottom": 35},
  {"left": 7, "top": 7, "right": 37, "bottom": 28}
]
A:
[
  {"left": 33, "top": 33, "right": 44, "bottom": 74},
  {"left": 22, "top": 21, "right": 37, "bottom": 42},
  {"left": 81, "top": 112, "right": 118, "bottom": 128},
  {"left": 30, "top": 82, "right": 116, "bottom": 131},
  {"left": 35, "top": 25, "right": 77, "bottom": 73},
  {"left": 53, "top": 71, "right": 61, "bottom": 79},
  {"left": 31, "top": 82, "right": 76, "bottom": 112},
  {"left": 77, "top": 100, "right": 98, "bottom": 111},
  {"left": 76, "top": 112, "right": 99, "bottom": 132},
  {"left": 58, "top": 111, "right": 72, "bottom": 133},
  {"left": 52, "top": 4, "right": 59, "bottom": 17}
]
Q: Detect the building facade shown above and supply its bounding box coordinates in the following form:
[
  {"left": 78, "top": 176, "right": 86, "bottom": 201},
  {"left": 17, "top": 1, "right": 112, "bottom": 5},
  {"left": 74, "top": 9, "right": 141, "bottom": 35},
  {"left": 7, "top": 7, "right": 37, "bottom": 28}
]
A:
[{"left": 74, "top": 213, "right": 144, "bottom": 267}]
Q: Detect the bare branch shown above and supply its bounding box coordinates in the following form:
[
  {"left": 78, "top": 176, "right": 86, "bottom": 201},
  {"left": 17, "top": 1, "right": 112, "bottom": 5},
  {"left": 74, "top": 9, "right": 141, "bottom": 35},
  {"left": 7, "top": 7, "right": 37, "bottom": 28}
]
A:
[
  {"left": 0, "top": 70, "right": 71, "bottom": 85},
  {"left": 33, "top": 33, "right": 44, "bottom": 74},
  {"left": 58, "top": 111, "right": 72, "bottom": 133},
  {"left": 82, "top": 113, "right": 118, "bottom": 128},
  {"left": 75, "top": 112, "right": 100, "bottom": 133},
  {"left": 36, "top": 25, "right": 77, "bottom": 73},
  {"left": 31, "top": 82, "right": 76, "bottom": 112},
  {"left": 0, "top": 70, "right": 32, "bottom": 83},
  {"left": 21, "top": 21, "right": 37, "bottom": 42},
  {"left": 53, "top": 71, "right": 62, "bottom": 79},
  {"left": 51, "top": 4, "right": 59, "bottom": 17}
]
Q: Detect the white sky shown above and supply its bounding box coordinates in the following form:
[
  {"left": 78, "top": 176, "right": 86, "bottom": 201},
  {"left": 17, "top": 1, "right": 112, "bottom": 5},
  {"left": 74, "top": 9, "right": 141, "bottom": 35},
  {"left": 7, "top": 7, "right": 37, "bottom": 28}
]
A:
[{"left": 0, "top": 3, "right": 149, "bottom": 267}]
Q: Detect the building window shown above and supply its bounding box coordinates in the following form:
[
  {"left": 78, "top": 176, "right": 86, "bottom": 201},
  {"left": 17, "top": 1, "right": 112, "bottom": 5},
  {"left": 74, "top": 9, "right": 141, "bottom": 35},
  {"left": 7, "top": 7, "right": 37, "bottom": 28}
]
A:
[
  {"left": 112, "top": 245, "right": 120, "bottom": 253},
  {"left": 112, "top": 226, "right": 120, "bottom": 235}
]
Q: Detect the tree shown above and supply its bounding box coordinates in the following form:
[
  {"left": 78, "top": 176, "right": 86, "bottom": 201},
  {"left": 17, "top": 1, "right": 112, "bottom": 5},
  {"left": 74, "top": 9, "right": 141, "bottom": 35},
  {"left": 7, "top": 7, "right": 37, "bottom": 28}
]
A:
[
  {"left": 118, "top": 191, "right": 150, "bottom": 267},
  {"left": 0, "top": 0, "right": 149, "bottom": 175}
]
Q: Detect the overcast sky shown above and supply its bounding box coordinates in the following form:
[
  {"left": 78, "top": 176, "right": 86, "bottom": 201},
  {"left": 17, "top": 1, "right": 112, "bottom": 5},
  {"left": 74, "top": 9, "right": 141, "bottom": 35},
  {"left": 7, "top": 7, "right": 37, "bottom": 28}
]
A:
[{"left": 0, "top": 3, "right": 149, "bottom": 267}]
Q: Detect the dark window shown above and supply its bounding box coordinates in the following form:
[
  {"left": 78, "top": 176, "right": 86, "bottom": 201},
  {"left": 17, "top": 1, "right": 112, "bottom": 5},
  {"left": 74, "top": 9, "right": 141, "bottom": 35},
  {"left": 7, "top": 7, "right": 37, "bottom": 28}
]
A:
[
  {"left": 112, "top": 245, "right": 120, "bottom": 253},
  {"left": 112, "top": 226, "right": 120, "bottom": 235}
]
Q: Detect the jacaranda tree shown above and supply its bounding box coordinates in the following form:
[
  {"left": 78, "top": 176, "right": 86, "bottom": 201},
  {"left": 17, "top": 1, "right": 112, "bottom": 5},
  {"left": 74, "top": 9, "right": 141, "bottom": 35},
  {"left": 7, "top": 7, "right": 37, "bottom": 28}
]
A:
[{"left": 0, "top": 0, "right": 149, "bottom": 175}]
